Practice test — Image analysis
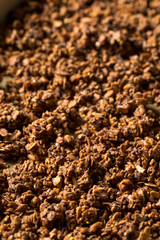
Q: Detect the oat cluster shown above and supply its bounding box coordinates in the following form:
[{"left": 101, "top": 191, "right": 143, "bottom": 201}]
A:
[{"left": 0, "top": 0, "right": 160, "bottom": 239}]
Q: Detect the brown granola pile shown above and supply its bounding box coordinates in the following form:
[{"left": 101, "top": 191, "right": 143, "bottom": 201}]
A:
[{"left": 0, "top": 0, "right": 159, "bottom": 239}]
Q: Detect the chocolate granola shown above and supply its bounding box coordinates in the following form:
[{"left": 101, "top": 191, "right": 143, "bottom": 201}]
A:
[{"left": 0, "top": 0, "right": 160, "bottom": 239}]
